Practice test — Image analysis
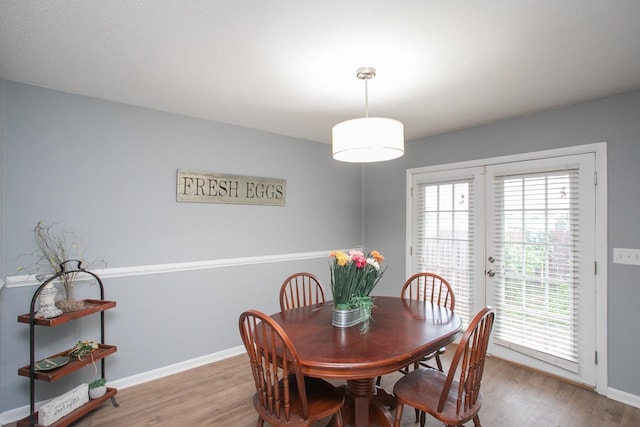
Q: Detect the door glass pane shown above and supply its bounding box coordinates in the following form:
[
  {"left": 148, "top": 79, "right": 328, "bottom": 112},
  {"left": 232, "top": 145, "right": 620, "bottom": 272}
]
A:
[
  {"left": 493, "top": 168, "right": 581, "bottom": 372},
  {"left": 415, "top": 178, "right": 474, "bottom": 325}
]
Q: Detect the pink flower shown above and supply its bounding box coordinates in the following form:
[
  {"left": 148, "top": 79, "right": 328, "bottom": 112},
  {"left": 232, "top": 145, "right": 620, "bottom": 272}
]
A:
[{"left": 349, "top": 250, "right": 367, "bottom": 268}]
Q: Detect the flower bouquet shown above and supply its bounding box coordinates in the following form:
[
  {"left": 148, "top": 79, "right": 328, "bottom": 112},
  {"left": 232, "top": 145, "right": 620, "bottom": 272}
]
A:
[{"left": 329, "top": 248, "right": 385, "bottom": 326}]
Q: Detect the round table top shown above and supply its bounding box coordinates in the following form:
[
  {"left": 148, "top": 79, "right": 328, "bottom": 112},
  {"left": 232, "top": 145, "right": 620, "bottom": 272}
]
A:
[{"left": 270, "top": 296, "right": 462, "bottom": 380}]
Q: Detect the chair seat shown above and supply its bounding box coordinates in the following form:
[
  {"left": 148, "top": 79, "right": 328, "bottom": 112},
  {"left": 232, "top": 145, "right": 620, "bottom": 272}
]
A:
[
  {"left": 253, "top": 375, "right": 344, "bottom": 427},
  {"left": 393, "top": 368, "right": 484, "bottom": 426}
]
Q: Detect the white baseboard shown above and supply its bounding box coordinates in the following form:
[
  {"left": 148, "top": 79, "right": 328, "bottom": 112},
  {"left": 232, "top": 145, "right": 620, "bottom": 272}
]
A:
[
  {"left": 608, "top": 387, "right": 640, "bottom": 409},
  {"left": 0, "top": 346, "right": 246, "bottom": 425},
  {"left": 109, "top": 345, "right": 246, "bottom": 390}
]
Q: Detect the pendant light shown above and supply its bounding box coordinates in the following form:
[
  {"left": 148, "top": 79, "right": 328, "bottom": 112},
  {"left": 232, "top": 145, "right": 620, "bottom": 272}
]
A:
[{"left": 332, "top": 67, "right": 404, "bottom": 163}]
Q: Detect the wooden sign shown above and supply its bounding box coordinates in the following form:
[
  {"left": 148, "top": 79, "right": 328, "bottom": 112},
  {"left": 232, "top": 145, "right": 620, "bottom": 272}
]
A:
[
  {"left": 40, "top": 383, "right": 89, "bottom": 426},
  {"left": 177, "top": 169, "right": 286, "bottom": 206}
]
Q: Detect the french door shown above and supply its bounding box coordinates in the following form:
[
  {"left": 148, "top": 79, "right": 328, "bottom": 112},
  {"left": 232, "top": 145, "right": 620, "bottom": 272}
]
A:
[{"left": 409, "top": 147, "right": 603, "bottom": 388}]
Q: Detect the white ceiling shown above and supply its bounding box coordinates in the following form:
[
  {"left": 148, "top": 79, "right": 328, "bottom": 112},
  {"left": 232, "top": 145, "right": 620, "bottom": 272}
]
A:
[{"left": 1, "top": 1, "right": 640, "bottom": 144}]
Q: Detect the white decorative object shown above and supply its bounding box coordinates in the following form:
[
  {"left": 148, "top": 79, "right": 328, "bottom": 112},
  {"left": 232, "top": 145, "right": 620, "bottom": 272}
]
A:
[
  {"left": 89, "top": 385, "right": 107, "bottom": 399},
  {"left": 35, "top": 282, "right": 63, "bottom": 319},
  {"left": 40, "top": 383, "right": 89, "bottom": 426}
]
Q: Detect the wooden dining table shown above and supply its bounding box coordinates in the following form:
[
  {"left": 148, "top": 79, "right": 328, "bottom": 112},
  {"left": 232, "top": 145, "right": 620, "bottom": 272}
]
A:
[{"left": 270, "top": 296, "right": 462, "bottom": 427}]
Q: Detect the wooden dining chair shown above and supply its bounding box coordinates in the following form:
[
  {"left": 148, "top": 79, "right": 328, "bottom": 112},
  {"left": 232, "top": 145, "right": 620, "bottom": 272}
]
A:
[
  {"left": 279, "top": 272, "right": 326, "bottom": 312},
  {"left": 401, "top": 272, "right": 455, "bottom": 371},
  {"left": 377, "top": 272, "right": 455, "bottom": 390},
  {"left": 238, "top": 310, "right": 344, "bottom": 427},
  {"left": 392, "top": 306, "right": 496, "bottom": 427},
  {"left": 375, "top": 272, "right": 456, "bottom": 423}
]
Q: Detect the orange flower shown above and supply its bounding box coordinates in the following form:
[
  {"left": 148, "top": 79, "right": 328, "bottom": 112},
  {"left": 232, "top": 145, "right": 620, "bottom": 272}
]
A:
[{"left": 370, "top": 250, "right": 384, "bottom": 263}]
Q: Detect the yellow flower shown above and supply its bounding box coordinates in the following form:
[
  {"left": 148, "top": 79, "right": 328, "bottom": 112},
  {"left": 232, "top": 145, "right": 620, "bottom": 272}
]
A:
[{"left": 336, "top": 252, "right": 349, "bottom": 266}]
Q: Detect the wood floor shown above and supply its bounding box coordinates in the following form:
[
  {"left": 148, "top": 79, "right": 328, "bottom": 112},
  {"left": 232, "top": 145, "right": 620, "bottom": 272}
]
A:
[{"left": 6, "top": 349, "right": 640, "bottom": 427}]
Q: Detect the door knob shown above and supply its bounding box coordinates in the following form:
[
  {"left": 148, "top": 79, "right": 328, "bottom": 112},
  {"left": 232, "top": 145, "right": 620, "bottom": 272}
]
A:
[
  {"left": 488, "top": 256, "right": 495, "bottom": 263},
  {"left": 486, "top": 269, "right": 495, "bottom": 277}
]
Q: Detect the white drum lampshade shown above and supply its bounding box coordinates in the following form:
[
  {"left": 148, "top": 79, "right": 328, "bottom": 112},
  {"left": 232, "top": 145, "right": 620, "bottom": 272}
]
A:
[
  {"left": 331, "top": 67, "right": 404, "bottom": 163},
  {"left": 332, "top": 117, "right": 404, "bottom": 163}
]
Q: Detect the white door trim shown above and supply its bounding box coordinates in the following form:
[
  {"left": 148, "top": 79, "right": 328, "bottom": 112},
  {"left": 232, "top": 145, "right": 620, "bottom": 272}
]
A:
[{"left": 406, "top": 142, "right": 608, "bottom": 394}]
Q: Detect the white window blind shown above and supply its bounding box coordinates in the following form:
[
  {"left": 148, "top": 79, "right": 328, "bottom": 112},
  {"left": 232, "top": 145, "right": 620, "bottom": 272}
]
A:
[
  {"left": 492, "top": 166, "right": 581, "bottom": 373},
  {"left": 415, "top": 177, "right": 474, "bottom": 325}
]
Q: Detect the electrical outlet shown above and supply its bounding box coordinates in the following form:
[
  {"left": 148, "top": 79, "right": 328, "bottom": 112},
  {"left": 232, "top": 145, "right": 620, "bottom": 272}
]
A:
[{"left": 613, "top": 248, "right": 640, "bottom": 266}]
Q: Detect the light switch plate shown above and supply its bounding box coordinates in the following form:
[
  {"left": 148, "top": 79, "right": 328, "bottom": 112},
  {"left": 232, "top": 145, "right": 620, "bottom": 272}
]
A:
[{"left": 613, "top": 248, "right": 640, "bottom": 265}]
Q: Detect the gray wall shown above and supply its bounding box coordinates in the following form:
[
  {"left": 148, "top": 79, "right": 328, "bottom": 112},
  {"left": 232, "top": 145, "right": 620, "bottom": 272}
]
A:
[
  {"left": 0, "top": 79, "right": 363, "bottom": 414},
  {"left": 2, "top": 78, "right": 639, "bottom": 417},
  {"left": 363, "top": 90, "right": 640, "bottom": 396}
]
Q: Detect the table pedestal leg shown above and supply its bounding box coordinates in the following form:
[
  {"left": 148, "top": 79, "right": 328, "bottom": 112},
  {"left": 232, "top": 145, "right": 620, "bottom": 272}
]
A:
[{"left": 340, "top": 378, "right": 395, "bottom": 427}]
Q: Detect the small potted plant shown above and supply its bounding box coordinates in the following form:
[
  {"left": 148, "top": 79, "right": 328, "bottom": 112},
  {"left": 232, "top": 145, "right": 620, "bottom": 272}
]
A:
[{"left": 88, "top": 378, "right": 107, "bottom": 399}]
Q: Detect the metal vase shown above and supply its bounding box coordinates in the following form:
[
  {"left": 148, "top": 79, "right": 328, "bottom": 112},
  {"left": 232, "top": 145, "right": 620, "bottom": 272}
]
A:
[{"left": 331, "top": 306, "right": 363, "bottom": 328}]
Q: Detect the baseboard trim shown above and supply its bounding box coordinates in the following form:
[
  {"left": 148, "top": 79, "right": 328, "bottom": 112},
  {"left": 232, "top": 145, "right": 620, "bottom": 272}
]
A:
[
  {"left": 0, "top": 346, "right": 246, "bottom": 425},
  {"left": 608, "top": 387, "right": 640, "bottom": 409},
  {"left": 110, "top": 345, "right": 246, "bottom": 390}
]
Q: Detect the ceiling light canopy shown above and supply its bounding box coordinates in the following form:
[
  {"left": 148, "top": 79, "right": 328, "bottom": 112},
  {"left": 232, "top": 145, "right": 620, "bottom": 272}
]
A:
[{"left": 332, "top": 67, "right": 404, "bottom": 163}]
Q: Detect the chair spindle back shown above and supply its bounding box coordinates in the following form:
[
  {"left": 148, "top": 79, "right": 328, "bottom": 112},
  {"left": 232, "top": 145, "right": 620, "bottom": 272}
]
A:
[
  {"left": 401, "top": 272, "right": 455, "bottom": 311},
  {"left": 279, "top": 272, "right": 325, "bottom": 312},
  {"left": 239, "top": 310, "right": 308, "bottom": 422},
  {"left": 438, "top": 306, "right": 495, "bottom": 415}
]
